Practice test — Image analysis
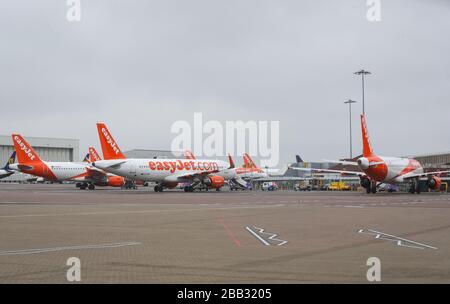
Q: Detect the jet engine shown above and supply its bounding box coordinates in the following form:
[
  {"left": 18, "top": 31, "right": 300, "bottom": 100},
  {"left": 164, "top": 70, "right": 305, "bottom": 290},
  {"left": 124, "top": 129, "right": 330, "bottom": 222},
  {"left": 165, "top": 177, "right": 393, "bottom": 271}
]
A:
[
  {"left": 203, "top": 175, "right": 225, "bottom": 189},
  {"left": 357, "top": 158, "right": 370, "bottom": 170},
  {"left": 427, "top": 176, "right": 442, "bottom": 191},
  {"left": 107, "top": 176, "right": 125, "bottom": 187}
]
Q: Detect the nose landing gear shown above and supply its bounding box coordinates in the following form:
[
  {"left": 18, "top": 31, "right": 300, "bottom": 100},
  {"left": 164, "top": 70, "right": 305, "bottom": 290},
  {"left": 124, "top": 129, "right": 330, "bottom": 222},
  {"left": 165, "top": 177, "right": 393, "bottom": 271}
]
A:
[
  {"left": 184, "top": 185, "right": 194, "bottom": 192},
  {"left": 363, "top": 179, "right": 377, "bottom": 194}
]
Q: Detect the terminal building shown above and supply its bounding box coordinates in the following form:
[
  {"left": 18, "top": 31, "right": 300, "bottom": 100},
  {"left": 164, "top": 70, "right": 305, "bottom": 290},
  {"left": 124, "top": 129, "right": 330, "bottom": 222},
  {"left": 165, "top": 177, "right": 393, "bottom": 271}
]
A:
[
  {"left": 0, "top": 135, "right": 79, "bottom": 182},
  {"left": 410, "top": 152, "right": 450, "bottom": 169}
]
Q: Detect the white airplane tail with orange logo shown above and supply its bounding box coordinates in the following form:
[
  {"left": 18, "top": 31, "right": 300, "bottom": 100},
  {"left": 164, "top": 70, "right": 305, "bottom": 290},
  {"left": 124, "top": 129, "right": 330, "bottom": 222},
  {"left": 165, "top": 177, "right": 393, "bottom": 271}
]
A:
[
  {"left": 11, "top": 134, "right": 44, "bottom": 164},
  {"left": 360, "top": 115, "right": 374, "bottom": 157},
  {"left": 96, "top": 123, "right": 126, "bottom": 160}
]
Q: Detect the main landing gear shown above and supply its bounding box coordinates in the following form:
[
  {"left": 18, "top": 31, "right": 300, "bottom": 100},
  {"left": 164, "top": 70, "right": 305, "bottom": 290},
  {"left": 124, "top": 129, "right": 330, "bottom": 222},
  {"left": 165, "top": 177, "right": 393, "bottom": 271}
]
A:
[
  {"left": 154, "top": 184, "right": 164, "bottom": 192},
  {"left": 76, "top": 182, "right": 95, "bottom": 190},
  {"left": 123, "top": 181, "right": 137, "bottom": 190},
  {"left": 409, "top": 178, "right": 421, "bottom": 194},
  {"left": 184, "top": 185, "right": 194, "bottom": 192},
  {"left": 365, "top": 180, "right": 377, "bottom": 194}
]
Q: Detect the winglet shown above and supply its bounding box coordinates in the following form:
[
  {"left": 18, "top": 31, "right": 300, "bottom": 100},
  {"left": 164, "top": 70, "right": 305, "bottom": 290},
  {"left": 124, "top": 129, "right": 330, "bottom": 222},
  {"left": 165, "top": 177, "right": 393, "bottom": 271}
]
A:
[
  {"left": 11, "top": 134, "right": 43, "bottom": 164},
  {"left": 360, "top": 114, "right": 374, "bottom": 157},
  {"left": 96, "top": 123, "right": 126, "bottom": 160}
]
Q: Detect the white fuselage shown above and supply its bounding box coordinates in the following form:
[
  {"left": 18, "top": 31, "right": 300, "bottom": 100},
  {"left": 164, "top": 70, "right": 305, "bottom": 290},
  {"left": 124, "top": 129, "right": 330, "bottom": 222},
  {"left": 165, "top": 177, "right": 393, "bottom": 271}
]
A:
[
  {"left": 92, "top": 158, "right": 229, "bottom": 183},
  {"left": 9, "top": 161, "right": 103, "bottom": 182},
  {"left": 358, "top": 155, "right": 423, "bottom": 183},
  {"left": 46, "top": 162, "right": 91, "bottom": 181},
  {"left": 216, "top": 167, "right": 269, "bottom": 181}
]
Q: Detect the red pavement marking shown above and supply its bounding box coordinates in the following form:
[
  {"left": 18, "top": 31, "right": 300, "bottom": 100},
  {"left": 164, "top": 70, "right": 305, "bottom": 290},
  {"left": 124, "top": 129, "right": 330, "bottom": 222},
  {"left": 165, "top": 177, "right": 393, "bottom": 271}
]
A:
[{"left": 218, "top": 219, "right": 241, "bottom": 247}]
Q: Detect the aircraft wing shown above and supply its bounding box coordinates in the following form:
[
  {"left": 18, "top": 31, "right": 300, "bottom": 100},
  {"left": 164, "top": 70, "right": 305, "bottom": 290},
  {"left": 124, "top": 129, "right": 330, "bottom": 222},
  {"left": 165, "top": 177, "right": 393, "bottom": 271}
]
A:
[
  {"left": 232, "top": 177, "right": 248, "bottom": 188},
  {"left": 254, "top": 176, "right": 314, "bottom": 182},
  {"left": 321, "top": 159, "right": 359, "bottom": 166},
  {"left": 401, "top": 170, "right": 450, "bottom": 180},
  {"left": 0, "top": 170, "right": 14, "bottom": 179},
  {"left": 100, "top": 160, "right": 127, "bottom": 169},
  {"left": 84, "top": 167, "right": 108, "bottom": 183},
  {"left": 289, "top": 167, "right": 366, "bottom": 177}
]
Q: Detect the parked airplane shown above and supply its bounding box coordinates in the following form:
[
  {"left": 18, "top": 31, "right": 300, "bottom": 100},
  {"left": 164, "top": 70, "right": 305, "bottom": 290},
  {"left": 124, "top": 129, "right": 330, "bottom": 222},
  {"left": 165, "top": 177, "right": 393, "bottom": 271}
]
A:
[
  {"left": 78, "top": 147, "right": 126, "bottom": 189},
  {"left": 291, "top": 115, "right": 450, "bottom": 194},
  {"left": 0, "top": 151, "right": 16, "bottom": 179},
  {"left": 8, "top": 134, "right": 124, "bottom": 190},
  {"left": 241, "top": 153, "right": 269, "bottom": 179},
  {"left": 91, "top": 123, "right": 230, "bottom": 192},
  {"left": 183, "top": 152, "right": 269, "bottom": 189},
  {"left": 228, "top": 154, "right": 269, "bottom": 188}
]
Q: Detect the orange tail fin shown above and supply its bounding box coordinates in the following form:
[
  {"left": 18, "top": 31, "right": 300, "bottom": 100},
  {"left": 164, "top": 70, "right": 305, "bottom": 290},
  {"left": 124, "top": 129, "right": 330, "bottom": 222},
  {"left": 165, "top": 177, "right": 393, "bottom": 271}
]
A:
[
  {"left": 360, "top": 114, "right": 374, "bottom": 157},
  {"left": 11, "top": 134, "right": 43, "bottom": 164},
  {"left": 228, "top": 154, "right": 235, "bottom": 169},
  {"left": 89, "top": 147, "right": 102, "bottom": 162},
  {"left": 184, "top": 150, "right": 196, "bottom": 160},
  {"left": 96, "top": 123, "right": 126, "bottom": 160},
  {"left": 243, "top": 153, "right": 258, "bottom": 169}
]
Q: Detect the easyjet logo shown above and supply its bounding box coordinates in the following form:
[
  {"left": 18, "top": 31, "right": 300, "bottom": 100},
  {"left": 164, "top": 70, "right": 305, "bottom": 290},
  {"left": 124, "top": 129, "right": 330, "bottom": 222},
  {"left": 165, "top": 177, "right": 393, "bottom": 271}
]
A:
[
  {"left": 14, "top": 136, "right": 36, "bottom": 161},
  {"left": 148, "top": 160, "right": 219, "bottom": 173},
  {"left": 89, "top": 148, "right": 101, "bottom": 161},
  {"left": 101, "top": 128, "right": 121, "bottom": 155}
]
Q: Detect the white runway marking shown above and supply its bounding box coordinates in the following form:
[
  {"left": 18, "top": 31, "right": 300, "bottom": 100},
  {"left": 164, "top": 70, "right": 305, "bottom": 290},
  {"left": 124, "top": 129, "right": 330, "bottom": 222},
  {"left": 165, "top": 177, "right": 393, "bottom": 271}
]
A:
[
  {"left": 246, "top": 226, "right": 288, "bottom": 246},
  {"left": 246, "top": 227, "right": 270, "bottom": 245},
  {"left": 0, "top": 204, "right": 284, "bottom": 219},
  {"left": 0, "top": 242, "right": 141, "bottom": 256},
  {"left": 358, "top": 229, "right": 437, "bottom": 250}
]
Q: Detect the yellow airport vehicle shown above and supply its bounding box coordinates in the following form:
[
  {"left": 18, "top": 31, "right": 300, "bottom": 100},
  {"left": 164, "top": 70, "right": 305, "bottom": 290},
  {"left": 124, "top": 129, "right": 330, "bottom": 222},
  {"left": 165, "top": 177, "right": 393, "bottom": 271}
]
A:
[{"left": 328, "top": 181, "right": 352, "bottom": 191}]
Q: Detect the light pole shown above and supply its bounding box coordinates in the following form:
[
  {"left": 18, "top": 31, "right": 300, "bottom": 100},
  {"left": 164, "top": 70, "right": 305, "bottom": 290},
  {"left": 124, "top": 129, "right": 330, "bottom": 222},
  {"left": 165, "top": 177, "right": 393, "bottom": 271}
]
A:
[
  {"left": 354, "top": 69, "right": 371, "bottom": 115},
  {"left": 344, "top": 99, "right": 357, "bottom": 159}
]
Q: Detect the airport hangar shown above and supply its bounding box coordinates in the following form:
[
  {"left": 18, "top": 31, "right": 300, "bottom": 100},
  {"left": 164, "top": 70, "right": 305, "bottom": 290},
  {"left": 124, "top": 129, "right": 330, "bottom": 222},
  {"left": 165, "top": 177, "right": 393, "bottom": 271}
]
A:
[{"left": 0, "top": 135, "right": 79, "bottom": 182}]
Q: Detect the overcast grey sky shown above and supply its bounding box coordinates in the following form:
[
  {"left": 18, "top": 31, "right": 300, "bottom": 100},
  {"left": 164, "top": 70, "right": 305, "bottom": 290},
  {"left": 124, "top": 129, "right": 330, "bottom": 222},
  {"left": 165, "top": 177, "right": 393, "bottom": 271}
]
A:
[{"left": 1, "top": 0, "right": 449, "bottom": 165}]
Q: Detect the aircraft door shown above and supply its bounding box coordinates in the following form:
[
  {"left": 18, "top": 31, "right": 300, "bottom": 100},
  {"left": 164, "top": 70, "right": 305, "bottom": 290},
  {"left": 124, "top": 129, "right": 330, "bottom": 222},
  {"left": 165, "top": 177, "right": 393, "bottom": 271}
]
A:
[{"left": 129, "top": 162, "right": 137, "bottom": 178}]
